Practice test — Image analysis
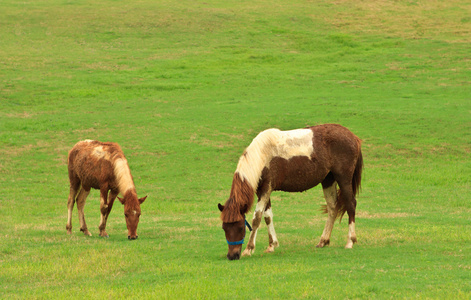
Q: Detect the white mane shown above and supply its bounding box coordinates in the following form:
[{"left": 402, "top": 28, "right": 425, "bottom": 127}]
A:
[
  {"left": 113, "top": 158, "right": 135, "bottom": 194},
  {"left": 235, "top": 128, "right": 314, "bottom": 190}
]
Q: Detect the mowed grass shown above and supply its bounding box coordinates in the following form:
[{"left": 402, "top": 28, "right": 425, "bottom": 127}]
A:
[{"left": 1, "top": 0, "right": 470, "bottom": 298}]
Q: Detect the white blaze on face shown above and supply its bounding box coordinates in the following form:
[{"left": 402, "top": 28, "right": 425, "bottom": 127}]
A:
[{"left": 236, "top": 128, "right": 314, "bottom": 190}]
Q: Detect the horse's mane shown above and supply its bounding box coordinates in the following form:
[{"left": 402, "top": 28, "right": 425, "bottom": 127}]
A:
[
  {"left": 113, "top": 157, "right": 135, "bottom": 194},
  {"left": 220, "top": 173, "right": 254, "bottom": 223}
]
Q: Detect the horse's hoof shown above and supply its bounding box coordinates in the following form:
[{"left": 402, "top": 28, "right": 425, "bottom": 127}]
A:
[
  {"left": 264, "top": 246, "right": 275, "bottom": 253},
  {"left": 345, "top": 242, "right": 354, "bottom": 249},
  {"left": 242, "top": 248, "right": 253, "bottom": 257},
  {"left": 316, "top": 239, "right": 330, "bottom": 248}
]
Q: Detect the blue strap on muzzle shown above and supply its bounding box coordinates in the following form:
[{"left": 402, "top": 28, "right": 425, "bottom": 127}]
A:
[{"left": 226, "top": 216, "right": 253, "bottom": 245}]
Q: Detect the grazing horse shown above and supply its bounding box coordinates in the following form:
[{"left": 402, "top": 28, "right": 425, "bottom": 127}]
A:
[
  {"left": 66, "top": 140, "right": 147, "bottom": 240},
  {"left": 218, "top": 124, "right": 363, "bottom": 260}
]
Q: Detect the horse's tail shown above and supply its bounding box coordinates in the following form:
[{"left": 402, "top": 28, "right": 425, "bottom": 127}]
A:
[
  {"left": 352, "top": 148, "right": 363, "bottom": 196},
  {"left": 330, "top": 148, "right": 363, "bottom": 223}
]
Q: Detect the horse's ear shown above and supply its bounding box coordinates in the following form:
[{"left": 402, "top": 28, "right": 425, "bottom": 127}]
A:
[
  {"left": 218, "top": 203, "right": 224, "bottom": 212},
  {"left": 118, "top": 196, "right": 125, "bottom": 205},
  {"left": 139, "top": 195, "right": 147, "bottom": 204}
]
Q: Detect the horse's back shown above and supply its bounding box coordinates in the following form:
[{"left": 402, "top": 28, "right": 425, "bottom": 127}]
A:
[
  {"left": 68, "top": 140, "right": 124, "bottom": 190},
  {"left": 311, "top": 124, "right": 361, "bottom": 153}
]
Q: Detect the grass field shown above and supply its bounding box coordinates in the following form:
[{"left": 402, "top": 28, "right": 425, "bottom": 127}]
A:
[{"left": 1, "top": 0, "right": 470, "bottom": 298}]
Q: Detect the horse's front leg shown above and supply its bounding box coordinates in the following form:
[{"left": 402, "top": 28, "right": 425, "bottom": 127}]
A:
[
  {"left": 242, "top": 193, "right": 270, "bottom": 257},
  {"left": 263, "top": 201, "right": 279, "bottom": 253},
  {"left": 99, "top": 189, "right": 118, "bottom": 237}
]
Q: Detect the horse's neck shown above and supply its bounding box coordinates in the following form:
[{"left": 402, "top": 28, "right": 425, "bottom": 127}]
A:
[
  {"left": 113, "top": 158, "right": 135, "bottom": 194},
  {"left": 235, "top": 143, "right": 273, "bottom": 192}
]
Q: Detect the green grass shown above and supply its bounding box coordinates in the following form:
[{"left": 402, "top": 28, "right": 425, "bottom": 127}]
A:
[{"left": 1, "top": 0, "right": 470, "bottom": 298}]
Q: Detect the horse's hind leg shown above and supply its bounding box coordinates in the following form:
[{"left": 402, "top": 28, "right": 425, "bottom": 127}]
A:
[
  {"left": 338, "top": 181, "right": 357, "bottom": 248},
  {"left": 66, "top": 172, "right": 80, "bottom": 234},
  {"left": 263, "top": 200, "right": 279, "bottom": 253},
  {"left": 66, "top": 184, "right": 80, "bottom": 234},
  {"left": 76, "top": 187, "right": 92, "bottom": 236},
  {"left": 317, "top": 180, "right": 338, "bottom": 248}
]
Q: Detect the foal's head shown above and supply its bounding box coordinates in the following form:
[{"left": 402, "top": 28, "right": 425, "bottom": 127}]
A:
[
  {"left": 118, "top": 192, "right": 147, "bottom": 240},
  {"left": 218, "top": 203, "right": 247, "bottom": 260}
]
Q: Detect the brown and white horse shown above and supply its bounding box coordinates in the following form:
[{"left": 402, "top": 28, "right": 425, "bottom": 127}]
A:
[
  {"left": 218, "top": 124, "right": 363, "bottom": 260},
  {"left": 66, "top": 140, "right": 147, "bottom": 240}
]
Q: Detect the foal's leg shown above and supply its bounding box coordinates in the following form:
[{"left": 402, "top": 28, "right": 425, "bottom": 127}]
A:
[
  {"left": 263, "top": 200, "right": 279, "bottom": 253},
  {"left": 76, "top": 188, "right": 92, "bottom": 236},
  {"left": 316, "top": 182, "right": 338, "bottom": 248},
  {"left": 66, "top": 184, "right": 80, "bottom": 234},
  {"left": 99, "top": 190, "right": 118, "bottom": 237},
  {"left": 98, "top": 188, "right": 109, "bottom": 237},
  {"left": 242, "top": 192, "right": 271, "bottom": 257},
  {"left": 338, "top": 182, "right": 357, "bottom": 249}
]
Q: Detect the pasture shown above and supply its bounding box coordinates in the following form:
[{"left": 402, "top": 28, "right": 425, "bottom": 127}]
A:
[{"left": 1, "top": 0, "right": 470, "bottom": 298}]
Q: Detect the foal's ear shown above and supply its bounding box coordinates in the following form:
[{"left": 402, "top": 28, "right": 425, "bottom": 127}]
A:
[
  {"left": 118, "top": 196, "right": 126, "bottom": 205},
  {"left": 218, "top": 203, "right": 224, "bottom": 212},
  {"left": 139, "top": 195, "right": 147, "bottom": 204}
]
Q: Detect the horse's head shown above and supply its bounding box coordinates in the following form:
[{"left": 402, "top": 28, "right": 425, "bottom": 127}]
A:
[
  {"left": 218, "top": 203, "right": 251, "bottom": 260},
  {"left": 118, "top": 193, "right": 147, "bottom": 240}
]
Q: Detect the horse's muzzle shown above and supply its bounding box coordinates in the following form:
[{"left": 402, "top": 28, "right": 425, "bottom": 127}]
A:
[
  {"left": 227, "top": 252, "right": 240, "bottom": 260},
  {"left": 128, "top": 236, "right": 138, "bottom": 240}
]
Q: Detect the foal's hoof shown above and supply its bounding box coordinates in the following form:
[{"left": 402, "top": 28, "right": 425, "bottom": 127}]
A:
[
  {"left": 100, "top": 233, "right": 109, "bottom": 238},
  {"left": 264, "top": 245, "right": 276, "bottom": 253},
  {"left": 316, "top": 240, "right": 330, "bottom": 248},
  {"left": 81, "top": 229, "right": 92, "bottom": 236}
]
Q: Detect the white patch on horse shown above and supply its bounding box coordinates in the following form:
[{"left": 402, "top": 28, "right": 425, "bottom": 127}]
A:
[
  {"left": 92, "top": 146, "right": 112, "bottom": 161},
  {"left": 235, "top": 128, "right": 314, "bottom": 190},
  {"left": 346, "top": 221, "right": 356, "bottom": 249},
  {"left": 114, "top": 158, "right": 135, "bottom": 194}
]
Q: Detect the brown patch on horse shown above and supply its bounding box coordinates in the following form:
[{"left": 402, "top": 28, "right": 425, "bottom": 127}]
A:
[
  {"left": 220, "top": 172, "right": 254, "bottom": 223},
  {"left": 264, "top": 216, "right": 271, "bottom": 225}
]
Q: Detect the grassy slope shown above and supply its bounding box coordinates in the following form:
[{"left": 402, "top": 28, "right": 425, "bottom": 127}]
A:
[{"left": 0, "top": 0, "right": 470, "bottom": 298}]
